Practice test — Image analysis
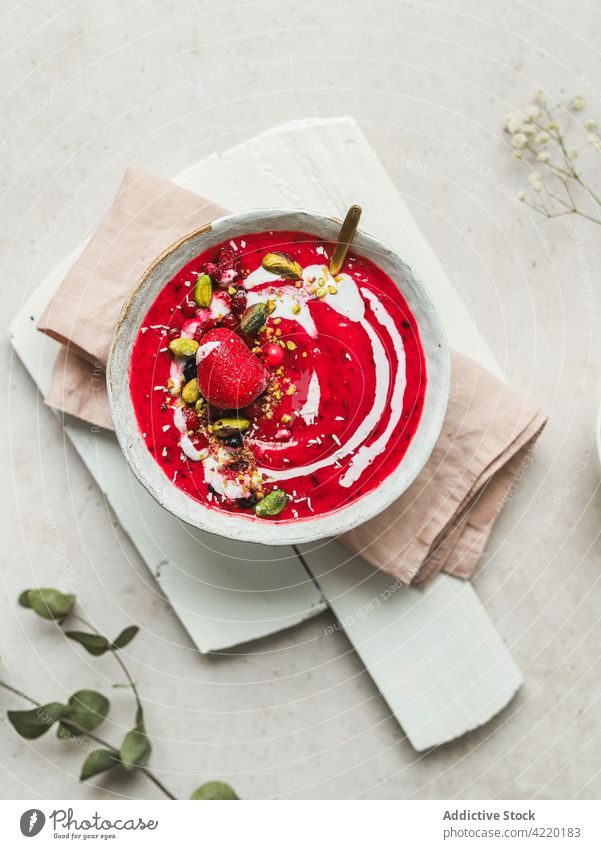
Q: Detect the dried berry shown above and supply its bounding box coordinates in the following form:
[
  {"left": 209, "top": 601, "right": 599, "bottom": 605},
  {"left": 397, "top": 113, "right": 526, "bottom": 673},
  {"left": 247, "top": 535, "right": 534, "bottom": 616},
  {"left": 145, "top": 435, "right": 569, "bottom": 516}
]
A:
[
  {"left": 183, "top": 359, "right": 197, "bottom": 383},
  {"left": 231, "top": 289, "right": 248, "bottom": 314},
  {"left": 238, "top": 493, "right": 257, "bottom": 509},
  {"left": 193, "top": 317, "right": 216, "bottom": 340},
  {"left": 224, "top": 433, "right": 243, "bottom": 449},
  {"left": 212, "top": 247, "right": 241, "bottom": 286},
  {"left": 203, "top": 261, "right": 219, "bottom": 280},
  {"left": 182, "top": 408, "right": 200, "bottom": 431},
  {"left": 241, "top": 400, "right": 263, "bottom": 421},
  {"left": 219, "top": 313, "right": 239, "bottom": 331},
  {"left": 181, "top": 299, "right": 197, "bottom": 317}
]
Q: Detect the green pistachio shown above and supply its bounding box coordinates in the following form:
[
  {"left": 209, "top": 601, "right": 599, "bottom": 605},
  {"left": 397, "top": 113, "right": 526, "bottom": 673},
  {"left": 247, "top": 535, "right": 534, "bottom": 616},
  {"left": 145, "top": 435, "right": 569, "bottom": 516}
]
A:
[
  {"left": 212, "top": 418, "right": 250, "bottom": 437},
  {"left": 240, "top": 303, "right": 268, "bottom": 335},
  {"left": 182, "top": 378, "right": 200, "bottom": 404},
  {"left": 261, "top": 252, "right": 302, "bottom": 280},
  {"left": 194, "top": 273, "right": 213, "bottom": 309},
  {"left": 168, "top": 337, "right": 199, "bottom": 357},
  {"left": 255, "top": 489, "right": 288, "bottom": 518}
]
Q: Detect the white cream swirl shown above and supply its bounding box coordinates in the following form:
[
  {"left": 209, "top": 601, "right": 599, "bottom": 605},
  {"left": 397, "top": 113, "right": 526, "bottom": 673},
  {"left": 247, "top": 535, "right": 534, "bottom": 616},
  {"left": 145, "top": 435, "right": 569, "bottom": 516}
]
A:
[{"left": 244, "top": 263, "right": 407, "bottom": 488}]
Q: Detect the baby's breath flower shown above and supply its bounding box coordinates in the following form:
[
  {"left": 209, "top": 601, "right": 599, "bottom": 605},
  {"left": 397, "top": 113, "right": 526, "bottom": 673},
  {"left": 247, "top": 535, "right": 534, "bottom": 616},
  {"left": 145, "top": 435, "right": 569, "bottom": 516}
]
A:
[
  {"left": 570, "top": 94, "right": 585, "bottom": 111},
  {"left": 505, "top": 90, "right": 601, "bottom": 227},
  {"left": 504, "top": 112, "right": 523, "bottom": 133},
  {"left": 523, "top": 104, "right": 541, "bottom": 121}
]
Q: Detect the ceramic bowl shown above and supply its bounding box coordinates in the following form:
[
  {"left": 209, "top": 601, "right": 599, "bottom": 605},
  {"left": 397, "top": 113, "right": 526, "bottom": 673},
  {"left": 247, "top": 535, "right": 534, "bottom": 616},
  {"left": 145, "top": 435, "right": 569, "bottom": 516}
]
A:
[{"left": 107, "top": 208, "right": 450, "bottom": 545}]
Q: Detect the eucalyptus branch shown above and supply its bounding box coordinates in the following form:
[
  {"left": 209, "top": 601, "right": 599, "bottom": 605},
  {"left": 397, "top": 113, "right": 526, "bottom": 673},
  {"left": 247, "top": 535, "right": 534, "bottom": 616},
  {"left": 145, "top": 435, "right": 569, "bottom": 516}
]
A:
[
  {"left": 504, "top": 91, "right": 601, "bottom": 224},
  {"left": 3, "top": 588, "right": 239, "bottom": 801},
  {"left": 0, "top": 679, "right": 176, "bottom": 799},
  {"left": 70, "top": 612, "right": 144, "bottom": 722}
]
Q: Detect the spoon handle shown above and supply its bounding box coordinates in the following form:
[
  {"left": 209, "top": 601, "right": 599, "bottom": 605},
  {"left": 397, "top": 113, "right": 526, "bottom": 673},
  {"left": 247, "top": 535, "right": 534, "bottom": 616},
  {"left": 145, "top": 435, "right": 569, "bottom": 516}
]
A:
[{"left": 329, "top": 204, "right": 362, "bottom": 275}]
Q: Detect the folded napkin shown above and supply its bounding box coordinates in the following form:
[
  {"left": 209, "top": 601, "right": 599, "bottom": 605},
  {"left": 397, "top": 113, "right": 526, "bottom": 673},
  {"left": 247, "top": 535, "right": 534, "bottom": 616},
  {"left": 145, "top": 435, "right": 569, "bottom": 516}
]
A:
[{"left": 38, "top": 168, "right": 547, "bottom": 585}]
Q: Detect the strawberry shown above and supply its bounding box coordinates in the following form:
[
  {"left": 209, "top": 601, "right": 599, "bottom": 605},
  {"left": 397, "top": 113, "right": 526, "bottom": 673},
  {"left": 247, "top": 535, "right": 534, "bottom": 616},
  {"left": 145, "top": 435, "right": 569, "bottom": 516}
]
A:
[{"left": 197, "top": 328, "right": 269, "bottom": 409}]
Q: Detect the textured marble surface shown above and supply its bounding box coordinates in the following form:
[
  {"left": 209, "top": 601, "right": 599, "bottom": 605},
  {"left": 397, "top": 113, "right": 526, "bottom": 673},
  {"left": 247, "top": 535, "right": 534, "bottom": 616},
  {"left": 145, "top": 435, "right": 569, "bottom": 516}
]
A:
[{"left": 1, "top": 0, "right": 600, "bottom": 800}]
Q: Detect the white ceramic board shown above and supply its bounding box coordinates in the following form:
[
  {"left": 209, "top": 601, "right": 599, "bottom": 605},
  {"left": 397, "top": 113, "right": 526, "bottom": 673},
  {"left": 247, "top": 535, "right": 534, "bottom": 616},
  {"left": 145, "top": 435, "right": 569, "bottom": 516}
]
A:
[{"left": 10, "top": 117, "right": 522, "bottom": 750}]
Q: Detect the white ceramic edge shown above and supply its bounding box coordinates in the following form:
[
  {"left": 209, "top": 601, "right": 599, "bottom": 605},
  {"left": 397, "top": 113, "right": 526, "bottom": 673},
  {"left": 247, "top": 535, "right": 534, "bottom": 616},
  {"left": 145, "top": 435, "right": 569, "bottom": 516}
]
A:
[{"left": 107, "top": 208, "right": 451, "bottom": 545}]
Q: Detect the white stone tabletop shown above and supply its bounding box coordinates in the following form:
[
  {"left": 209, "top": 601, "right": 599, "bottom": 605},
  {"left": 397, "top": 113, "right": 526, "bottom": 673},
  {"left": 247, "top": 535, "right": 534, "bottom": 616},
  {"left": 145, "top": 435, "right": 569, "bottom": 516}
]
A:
[{"left": 1, "top": 0, "right": 600, "bottom": 800}]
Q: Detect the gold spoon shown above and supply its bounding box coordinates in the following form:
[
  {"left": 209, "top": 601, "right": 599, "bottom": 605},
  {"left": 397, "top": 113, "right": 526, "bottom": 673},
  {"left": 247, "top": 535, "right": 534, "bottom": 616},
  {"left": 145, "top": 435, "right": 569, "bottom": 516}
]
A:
[{"left": 329, "top": 204, "right": 362, "bottom": 276}]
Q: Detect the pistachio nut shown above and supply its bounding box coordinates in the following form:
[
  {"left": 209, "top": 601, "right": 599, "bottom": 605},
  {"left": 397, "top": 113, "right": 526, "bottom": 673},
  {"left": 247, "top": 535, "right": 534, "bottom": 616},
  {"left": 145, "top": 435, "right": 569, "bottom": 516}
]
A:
[
  {"left": 168, "top": 337, "right": 199, "bottom": 357},
  {"left": 182, "top": 378, "right": 200, "bottom": 404},
  {"left": 240, "top": 302, "right": 267, "bottom": 335},
  {"left": 255, "top": 488, "right": 288, "bottom": 518},
  {"left": 212, "top": 417, "right": 250, "bottom": 437},
  {"left": 194, "top": 273, "right": 213, "bottom": 309},
  {"left": 261, "top": 252, "right": 302, "bottom": 280}
]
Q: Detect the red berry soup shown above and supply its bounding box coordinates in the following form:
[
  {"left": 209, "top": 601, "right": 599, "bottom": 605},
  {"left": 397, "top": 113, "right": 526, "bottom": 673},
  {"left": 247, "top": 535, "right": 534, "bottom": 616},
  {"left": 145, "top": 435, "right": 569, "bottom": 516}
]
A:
[{"left": 130, "top": 231, "right": 426, "bottom": 521}]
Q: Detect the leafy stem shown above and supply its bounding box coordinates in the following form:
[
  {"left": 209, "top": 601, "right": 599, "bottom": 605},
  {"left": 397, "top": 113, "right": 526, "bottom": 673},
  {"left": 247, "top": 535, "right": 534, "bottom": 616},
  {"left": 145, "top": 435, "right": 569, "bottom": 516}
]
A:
[
  {"left": 70, "top": 613, "right": 144, "bottom": 722},
  {"left": 4, "top": 587, "right": 238, "bottom": 801},
  {"left": 0, "top": 678, "right": 176, "bottom": 799}
]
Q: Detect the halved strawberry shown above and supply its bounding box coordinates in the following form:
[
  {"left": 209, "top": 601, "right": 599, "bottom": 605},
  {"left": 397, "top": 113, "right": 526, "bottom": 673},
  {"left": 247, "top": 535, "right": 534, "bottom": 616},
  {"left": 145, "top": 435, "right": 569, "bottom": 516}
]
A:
[{"left": 197, "top": 328, "right": 269, "bottom": 409}]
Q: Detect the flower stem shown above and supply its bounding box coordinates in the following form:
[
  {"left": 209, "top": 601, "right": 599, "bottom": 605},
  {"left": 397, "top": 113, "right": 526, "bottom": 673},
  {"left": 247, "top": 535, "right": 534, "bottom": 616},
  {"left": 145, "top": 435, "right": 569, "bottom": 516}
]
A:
[
  {"left": 0, "top": 678, "right": 176, "bottom": 800},
  {"left": 70, "top": 614, "right": 144, "bottom": 723}
]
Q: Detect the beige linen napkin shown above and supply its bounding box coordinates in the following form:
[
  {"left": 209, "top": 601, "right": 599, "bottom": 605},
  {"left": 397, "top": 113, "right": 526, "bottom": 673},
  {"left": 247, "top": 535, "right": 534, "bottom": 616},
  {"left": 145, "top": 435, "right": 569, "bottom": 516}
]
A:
[{"left": 38, "top": 168, "right": 546, "bottom": 585}]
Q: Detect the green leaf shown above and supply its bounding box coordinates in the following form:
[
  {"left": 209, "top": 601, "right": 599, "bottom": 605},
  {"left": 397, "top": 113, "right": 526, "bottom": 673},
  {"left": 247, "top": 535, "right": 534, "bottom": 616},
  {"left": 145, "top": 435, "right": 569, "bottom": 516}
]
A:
[
  {"left": 80, "top": 749, "right": 120, "bottom": 781},
  {"left": 112, "top": 625, "right": 139, "bottom": 650},
  {"left": 8, "top": 702, "right": 68, "bottom": 739},
  {"left": 23, "top": 588, "right": 76, "bottom": 621},
  {"left": 58, "top": 690, "right": 110, "bottom": 738},
  {"left": 190, "top": 781, "right": 239, "bottom": 800},
  {"left": 65, "top": 631, "right": 110, "bottom": 656},
  {"left": 18, "top": 590, "right": 32, "bottom": 608},
  {"left": 120, "top": 722, "right": 151, "bottom": 770}
]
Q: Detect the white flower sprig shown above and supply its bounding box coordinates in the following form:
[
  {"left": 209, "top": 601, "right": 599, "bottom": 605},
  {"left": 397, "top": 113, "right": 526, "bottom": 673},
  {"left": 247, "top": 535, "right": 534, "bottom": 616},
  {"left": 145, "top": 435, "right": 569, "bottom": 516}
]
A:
[{"left": 504, "top": 91, "right": 601, "bottom": 225}]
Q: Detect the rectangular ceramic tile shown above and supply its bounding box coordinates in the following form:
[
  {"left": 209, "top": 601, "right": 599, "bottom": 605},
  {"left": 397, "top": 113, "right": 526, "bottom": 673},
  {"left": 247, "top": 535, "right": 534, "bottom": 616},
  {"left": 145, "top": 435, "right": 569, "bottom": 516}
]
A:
[{"left": 299, "top": 540, "right": 522, "bottom": 751}]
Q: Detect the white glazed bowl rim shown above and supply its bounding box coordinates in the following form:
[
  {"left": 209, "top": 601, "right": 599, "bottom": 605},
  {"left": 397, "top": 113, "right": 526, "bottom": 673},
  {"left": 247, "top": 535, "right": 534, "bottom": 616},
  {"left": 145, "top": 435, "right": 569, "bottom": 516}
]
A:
[{"left": 107, "top": 208, "right": 451, "bottom": 545}]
